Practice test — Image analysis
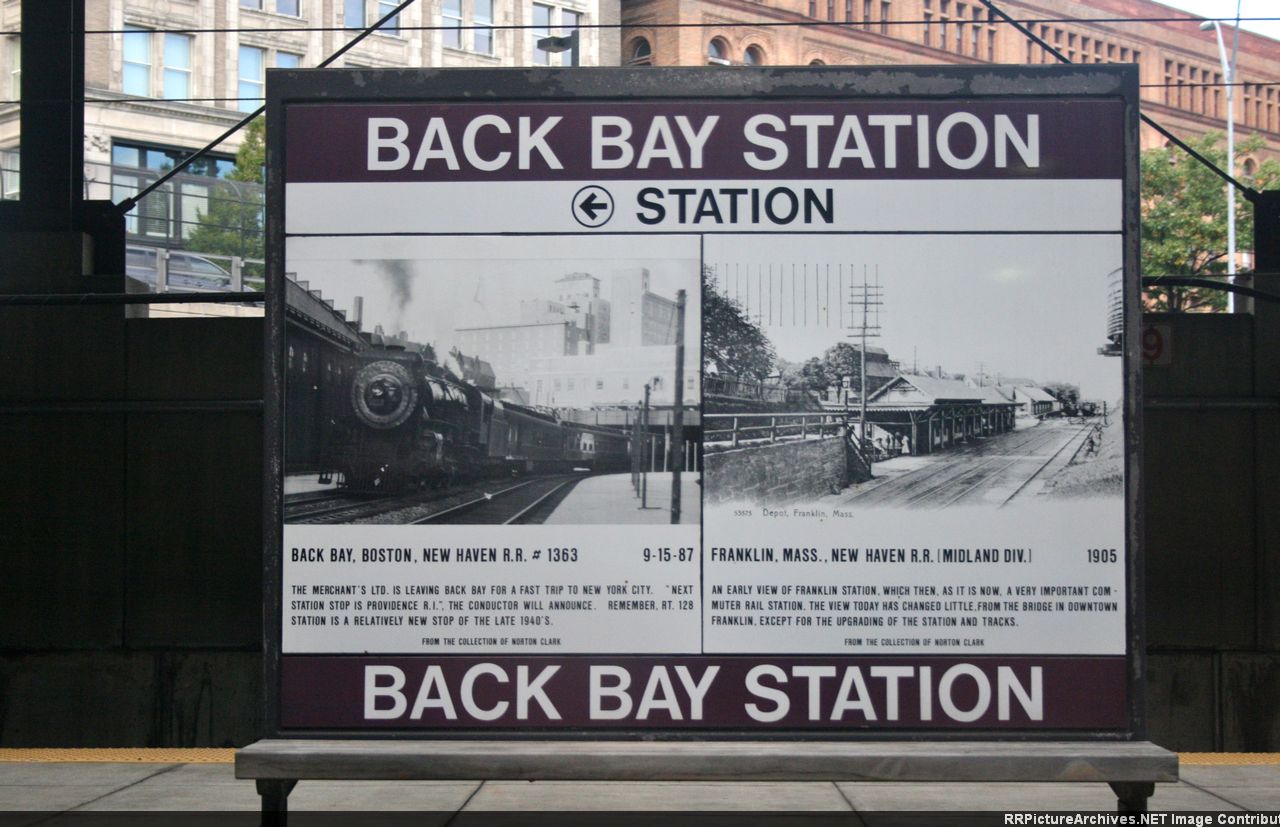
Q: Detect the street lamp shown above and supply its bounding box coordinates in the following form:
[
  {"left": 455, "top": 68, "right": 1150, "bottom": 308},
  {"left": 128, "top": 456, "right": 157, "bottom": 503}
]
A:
[
  {"left": 537, "top": 29, "right": 579, "bottom": 67},
  {"left": 1202, "top": 7, "right": 1242, "bottom": 311}
]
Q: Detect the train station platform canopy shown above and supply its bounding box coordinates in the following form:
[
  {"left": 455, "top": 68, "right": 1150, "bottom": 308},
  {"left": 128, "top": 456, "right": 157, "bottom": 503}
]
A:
[{"left": 854, "top": 375, "right": 1019, "bottom": 422}]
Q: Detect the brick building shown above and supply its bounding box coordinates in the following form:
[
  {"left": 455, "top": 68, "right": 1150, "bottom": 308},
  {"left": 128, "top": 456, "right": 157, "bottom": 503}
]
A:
[{"left": 621, "top": 0, "right": 1280, "bottom": 157}]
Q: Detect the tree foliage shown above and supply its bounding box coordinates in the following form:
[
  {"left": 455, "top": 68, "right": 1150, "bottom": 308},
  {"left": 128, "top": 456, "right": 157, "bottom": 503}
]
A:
[
  {"left": 186, "top": 117, "right": 266, "bottom": 273},
  {"left": 785, "top": 343, "right": 869, "bottom": 391},
  {"left": 702, "top": 265, "right": 776, "bottom": 381},
  {"left": 1142, "top": 132, "right": 1280, "bottom": 312}
]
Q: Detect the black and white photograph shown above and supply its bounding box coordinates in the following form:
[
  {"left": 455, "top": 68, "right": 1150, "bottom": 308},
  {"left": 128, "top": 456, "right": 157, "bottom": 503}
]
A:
[
  {"left": 701, "top": 233, "right": 1124, "bottom": 511},
  {"left": 282, "top": 234, "right": 702, "bottom": 525}
]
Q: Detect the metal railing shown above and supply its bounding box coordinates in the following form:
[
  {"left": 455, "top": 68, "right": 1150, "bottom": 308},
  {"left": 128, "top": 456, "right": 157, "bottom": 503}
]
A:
[
  {"left": 704, "top": 411, "right": 845, "bottom": 448},
  {"left": 126, "top": 244, "right": 265, "bottom": 295}
]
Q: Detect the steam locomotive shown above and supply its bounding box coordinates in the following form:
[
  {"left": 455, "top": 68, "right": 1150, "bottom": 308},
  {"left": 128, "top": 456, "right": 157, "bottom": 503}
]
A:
[{"left": 325, "top": 343, "right": 630, "bottom": 493}]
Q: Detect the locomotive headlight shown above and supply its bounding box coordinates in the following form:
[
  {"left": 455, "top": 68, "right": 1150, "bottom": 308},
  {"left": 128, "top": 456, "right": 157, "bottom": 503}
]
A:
[{"left": 352, "top": 360, "right": 418, "bottom": 429}]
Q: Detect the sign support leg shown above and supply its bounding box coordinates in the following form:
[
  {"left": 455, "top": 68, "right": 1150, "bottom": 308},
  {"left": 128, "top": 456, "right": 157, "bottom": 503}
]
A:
[
  {"left": 257, "top": 778, "right": 297, "bottom": 820},
  {"left": 1109, "top": 781, "right": 1153, "bottom": 814}
]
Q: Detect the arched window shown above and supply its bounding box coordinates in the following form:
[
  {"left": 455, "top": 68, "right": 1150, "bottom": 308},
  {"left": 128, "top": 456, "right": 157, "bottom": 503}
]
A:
[
  {"left": 809, "top": 58, "right": 826, "bottom": 66},
  {"left": 707, "top": 37, "right": 730, "bottom": 65},
  {"left": 629, "top": 37, "right": 652, "bottom": 65},
  {"left": 743, "top": 45, "right": 764, "bottom": 65},
  {"left": 1244, "top": 158, "right": 1258, "bottom": 178}
]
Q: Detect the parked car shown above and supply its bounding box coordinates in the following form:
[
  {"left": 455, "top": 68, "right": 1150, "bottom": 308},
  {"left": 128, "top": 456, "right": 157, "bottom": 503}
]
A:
[{"left": 126, "top": 246, "right": 232, "bottom": 292}]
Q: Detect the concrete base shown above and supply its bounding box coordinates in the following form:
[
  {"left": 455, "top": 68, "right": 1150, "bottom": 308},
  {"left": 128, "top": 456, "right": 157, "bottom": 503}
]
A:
[{"left": 236, "top": 739, "right": 1177, "bottom": 815}]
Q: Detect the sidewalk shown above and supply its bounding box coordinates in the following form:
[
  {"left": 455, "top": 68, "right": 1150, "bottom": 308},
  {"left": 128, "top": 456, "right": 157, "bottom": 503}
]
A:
[
  {"left": 545, "top": 472, "right": 702, "bottom": 525},
  {"left": 1, "top": 753, "right": 1278, "bottom": 812}
]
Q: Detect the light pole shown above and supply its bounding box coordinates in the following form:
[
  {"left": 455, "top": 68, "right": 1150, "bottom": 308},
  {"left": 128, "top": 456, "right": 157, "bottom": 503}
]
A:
[
  {"left": 1202, "top": 6, "right": 1242, "bottom": 311},
  {"left": 536, "top": 29, "right": 579, "bottom": 67}
]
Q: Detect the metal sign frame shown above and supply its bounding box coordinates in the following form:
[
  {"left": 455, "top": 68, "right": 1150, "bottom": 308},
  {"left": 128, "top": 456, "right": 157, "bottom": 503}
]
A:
[{"left": 263, "top": 65, "right": 1142, "bottom": 741}]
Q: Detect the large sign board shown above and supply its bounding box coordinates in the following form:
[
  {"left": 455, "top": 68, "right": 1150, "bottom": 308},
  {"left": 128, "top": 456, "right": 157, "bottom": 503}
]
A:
[{"left": 265, "top": 67, "right": 1141, "bottom": 736}]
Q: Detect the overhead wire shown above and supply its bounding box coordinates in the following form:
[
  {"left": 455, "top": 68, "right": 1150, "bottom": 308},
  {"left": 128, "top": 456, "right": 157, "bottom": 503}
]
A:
[
  {"left": 0, "top": 3, "right": 1271, "bottom": 205},
  {"left": 14, "top": 15, "right": 1280, "bottom": 34},
  {"left": 978, "top": 0, "right": 1257, "bottom": 200},
  {"left": 110, "top": 0, "right": 424, "bottom": 216}
]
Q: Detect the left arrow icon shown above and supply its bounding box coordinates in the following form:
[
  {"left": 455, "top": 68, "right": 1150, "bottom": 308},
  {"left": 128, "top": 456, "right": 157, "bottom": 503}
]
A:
[{"left": 572, "top": 185, "right": 614, "bottom": 228}]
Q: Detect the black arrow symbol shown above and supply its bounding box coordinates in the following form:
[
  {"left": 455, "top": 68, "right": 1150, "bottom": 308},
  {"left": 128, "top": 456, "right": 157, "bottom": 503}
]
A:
[{"left": 579, "top": 192, "right": 607, "bottom": 221}]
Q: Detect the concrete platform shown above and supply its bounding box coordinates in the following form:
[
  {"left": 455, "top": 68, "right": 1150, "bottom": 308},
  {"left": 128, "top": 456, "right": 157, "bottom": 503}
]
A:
[
  {"left": 545, "top": 472, "right": 702, "bottom": 525},
  {"left": 3, "top": 754, "right": 1278, "bottom": 813}
]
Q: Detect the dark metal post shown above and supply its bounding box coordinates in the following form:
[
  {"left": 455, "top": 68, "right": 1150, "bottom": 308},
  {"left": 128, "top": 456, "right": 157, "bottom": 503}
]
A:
[
  {"left": 641, "top": 383, "right": 650, "bottom": 509},
  {"left": 670, "top": 290, "right": 685, "bottom": 524},
  {"left": 18, "top": 0, "right": 84, "bottom": 230},
  {"left": 1252, "top": 191, "right": 1280, "bottom": 315}
]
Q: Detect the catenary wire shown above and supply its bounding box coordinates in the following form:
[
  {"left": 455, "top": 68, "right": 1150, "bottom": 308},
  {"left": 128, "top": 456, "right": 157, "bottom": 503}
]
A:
[
  {"left": 110, "top": 0, "right": 423, "bottom": 215},
  {"left": 7, "top": 80, "right": 1280, "bottom": 106},
  {"left": 978, "top": 0, "right": 1256, "bottom": 199},
  {"left": 37, "top": 15, "right": 1280, "bottom": 34}
]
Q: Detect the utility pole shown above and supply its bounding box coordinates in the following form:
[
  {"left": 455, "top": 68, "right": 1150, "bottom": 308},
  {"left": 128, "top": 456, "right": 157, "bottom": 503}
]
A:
[
  {"left": 641, "top": 382, "right": 651, "bottom": 509},
  {"left": 848, "top": 267, "right": 884, "bottom": 449},
  {"left": 670, "top": 290, "right": 686, "bottom": 525}
]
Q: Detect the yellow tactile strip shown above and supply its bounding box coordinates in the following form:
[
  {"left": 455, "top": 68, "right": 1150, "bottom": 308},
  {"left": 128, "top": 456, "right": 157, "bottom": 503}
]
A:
[
  {"left": 1180, "top": 753, "right": 1280, "bottom": 766},
  {"left": 0, "top": 749, "right": 236, "bottom": 763},
  {"left": 0, "top": 749, "right": 1277, "bottom": 766}
]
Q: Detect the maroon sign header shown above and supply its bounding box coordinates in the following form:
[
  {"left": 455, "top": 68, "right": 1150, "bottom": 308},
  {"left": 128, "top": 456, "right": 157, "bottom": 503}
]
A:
[{"left": 284, "top": 99, "right": 1123, "bottom": 184}]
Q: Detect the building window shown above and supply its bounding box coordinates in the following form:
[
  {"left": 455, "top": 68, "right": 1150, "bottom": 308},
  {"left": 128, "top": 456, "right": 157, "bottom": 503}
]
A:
[
  {"left": 243, "top": 0, "right": 302, "bottom": 13},
  {"left": 533, "top": 4, "right": 553, "bottom": 64},
  {"left": 123, "top": 25, "right": 152, "bottom": 96},
  {"left": 827, "top": 0, "right": 835, "bottom": 21},
  {"left": 443, "top": 0, "right": 463, "bottom": 48},
  {"left": 708, "top": 37, "right": 729, "bottom": 65},
  {"left": 628, "top": 37, "right": 652, "bottom": 65},
  {"left": 377, "top": 0, "right": 401, "bottom": 34},
  {"left": 474, "top": 0, "right": 494, "bottom": 54},
  {"left": 1, "top": 149, "right": 19, "bottom": 200},
  {"left": 880, "top": 1, "right": 890, "bottom": 34},
  {"left": 743, "top": 44, "right": 764, "bottom": 65},
  {"left": 344, "top": 0, "right": 364, "bottom": 29},
  {"left": 862, "top": 0, "right": 871, "bottom": 29},
  {"left": 277, "top": 51, "right": 302, "bottom": 69},
  {"left": 238, "top": 45, "right": 265, "bottom": 112},
  {"left": 162, "top": 34, "right": 192, "bottom": 99},
  {"left": 809, "top": 0, "right": 816, "bottom": 16},
  {"left": 7, "top": 36, "right": 19, "bottom": 101}
]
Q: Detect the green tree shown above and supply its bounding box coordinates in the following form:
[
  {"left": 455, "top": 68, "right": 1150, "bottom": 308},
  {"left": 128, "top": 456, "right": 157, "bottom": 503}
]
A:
[
  {"left": 1142, "top": 132, "right": 1280, "bottom": 312},
  {"left": 702, "top": 265, "right": 776, "bottom": 380},
  {"left": 186, "top": 117, "right": 266, "bottom": 280},
  {"left": 786, "top": 343, "right": 873, "bottom": 393}
]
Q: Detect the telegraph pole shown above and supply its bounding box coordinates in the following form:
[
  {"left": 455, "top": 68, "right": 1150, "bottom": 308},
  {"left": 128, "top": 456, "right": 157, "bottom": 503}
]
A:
[
  {"left": 641, "top": 382, "right": 651, "bottom": 509},
  {"left": 848, "top": 267, "right": 884, "bottom": 449},
  {"left": 670, "top": 290, "right": 686, "bottom": 525}
]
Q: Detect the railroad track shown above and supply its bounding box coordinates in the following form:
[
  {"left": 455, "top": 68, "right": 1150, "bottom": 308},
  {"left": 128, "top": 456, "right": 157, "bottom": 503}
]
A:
[
  {"left": 843, "top": 421, "right": 1093, "bottom": 508},
  {"left": 412, "top": 475, "right": 582, "bottom": 525},
  {"left": 996, "top": 422, "right": 1097, "bottom": 508},
  {"left": 284, "top": 490, "right": 426, "bottom": 524}
]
